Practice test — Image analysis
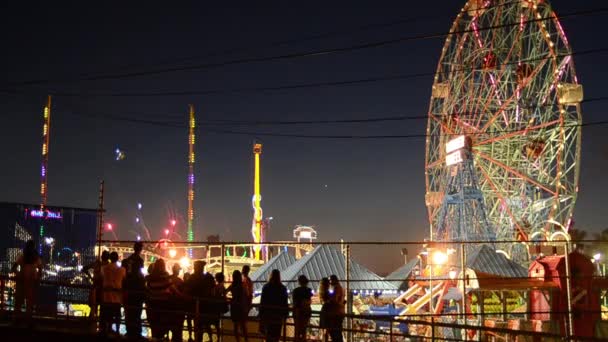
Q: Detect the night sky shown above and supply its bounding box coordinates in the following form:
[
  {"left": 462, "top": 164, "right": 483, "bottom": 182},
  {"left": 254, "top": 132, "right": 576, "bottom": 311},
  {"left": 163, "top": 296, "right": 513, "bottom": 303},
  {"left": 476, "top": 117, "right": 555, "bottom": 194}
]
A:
[{"left": 1, "top": 1, "right": 606, "bottom": 274}]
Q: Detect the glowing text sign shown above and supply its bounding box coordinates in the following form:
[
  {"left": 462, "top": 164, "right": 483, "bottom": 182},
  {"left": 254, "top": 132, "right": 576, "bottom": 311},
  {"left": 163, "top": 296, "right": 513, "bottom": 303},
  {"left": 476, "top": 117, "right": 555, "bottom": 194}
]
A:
[
  {"left": 30, "top": 209, "right": 62, "bottom": 219},
  {"left": 445, "top": 150, "right": 464, "bottom": 166},
  {"left": 446, "top": 135, "right": 467, "bottom": 154}
]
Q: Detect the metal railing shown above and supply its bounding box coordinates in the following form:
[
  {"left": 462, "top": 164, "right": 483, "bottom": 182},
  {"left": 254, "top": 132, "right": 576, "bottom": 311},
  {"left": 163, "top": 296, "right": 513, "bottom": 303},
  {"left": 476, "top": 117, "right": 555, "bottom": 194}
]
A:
[{"left": 2, "top": 238, "right": 608, "bottom": 341}]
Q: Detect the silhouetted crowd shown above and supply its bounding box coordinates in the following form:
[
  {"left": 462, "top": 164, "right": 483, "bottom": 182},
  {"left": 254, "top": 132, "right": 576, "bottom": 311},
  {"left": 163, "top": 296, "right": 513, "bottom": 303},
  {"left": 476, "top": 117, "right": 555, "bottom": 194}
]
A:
[{"left": 11, "top": 241, "right": 347, "bottom": 342}]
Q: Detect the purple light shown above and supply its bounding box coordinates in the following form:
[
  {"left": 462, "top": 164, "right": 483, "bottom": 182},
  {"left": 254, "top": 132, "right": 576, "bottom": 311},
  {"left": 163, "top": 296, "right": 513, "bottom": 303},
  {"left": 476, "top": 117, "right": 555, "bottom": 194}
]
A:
[
  {"left": 188, "top": 174, "right": 194, "bottom": 184},
  {"left": 30, "top": 209, "right": 62, "bottom": 219},
  {"left": 41, "top": 166, "right": 46, "bottom": 177}
]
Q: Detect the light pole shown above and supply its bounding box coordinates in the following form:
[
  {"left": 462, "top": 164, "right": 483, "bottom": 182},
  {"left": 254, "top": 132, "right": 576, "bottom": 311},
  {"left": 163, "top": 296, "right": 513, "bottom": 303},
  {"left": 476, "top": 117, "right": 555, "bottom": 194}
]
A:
[{"left": 44, "top": 237, "right": 55, "bottom": 264}]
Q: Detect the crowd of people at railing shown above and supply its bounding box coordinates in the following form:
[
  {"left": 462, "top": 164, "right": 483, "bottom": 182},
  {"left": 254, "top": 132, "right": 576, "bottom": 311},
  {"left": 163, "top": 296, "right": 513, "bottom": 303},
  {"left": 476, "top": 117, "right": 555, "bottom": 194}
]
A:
[{"left": 8, "top": 240, "right": 348, "bottom": 342}]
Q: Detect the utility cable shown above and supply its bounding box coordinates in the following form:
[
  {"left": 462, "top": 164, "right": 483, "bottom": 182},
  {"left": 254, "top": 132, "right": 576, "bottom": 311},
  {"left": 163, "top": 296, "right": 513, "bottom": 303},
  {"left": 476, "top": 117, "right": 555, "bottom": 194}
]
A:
[{"left": 4, "top": 7, "right": 607, "bottom": 87}]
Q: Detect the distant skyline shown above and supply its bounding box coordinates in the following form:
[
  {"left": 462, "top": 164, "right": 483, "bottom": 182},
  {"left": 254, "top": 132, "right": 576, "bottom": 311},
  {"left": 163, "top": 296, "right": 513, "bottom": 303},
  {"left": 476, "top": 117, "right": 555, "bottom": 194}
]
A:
[{"left": 0, "top": 1, "right": 606, "bottom": 274}]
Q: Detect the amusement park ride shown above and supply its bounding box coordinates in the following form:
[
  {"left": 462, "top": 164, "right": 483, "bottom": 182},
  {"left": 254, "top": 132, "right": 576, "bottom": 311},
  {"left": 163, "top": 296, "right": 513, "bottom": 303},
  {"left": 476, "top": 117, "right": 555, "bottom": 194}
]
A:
[
  {"left": 424, "top": 0, "right": 583, "bottom": 260},
  {"left": 29, "top": 0, "right": 607, "bottom": 338},
  {"left": 395, "top": 0, "right": 595, "bottom": 337}
]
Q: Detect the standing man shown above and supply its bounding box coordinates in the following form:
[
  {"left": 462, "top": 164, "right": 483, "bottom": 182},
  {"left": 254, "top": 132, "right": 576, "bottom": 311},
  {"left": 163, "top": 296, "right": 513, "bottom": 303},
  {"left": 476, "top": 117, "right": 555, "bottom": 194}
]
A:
[
  {"left": 122, "top": 241, "right": 145, "bottom": 339},
  {"left": 241, "top": 265, "right": 253, "bottom": 314},
  {"left": 259, "top": 269, "right": 289, "bottom": 342},
  {"left": 102, "top": 251, "right": 126, "bottom": 335}
]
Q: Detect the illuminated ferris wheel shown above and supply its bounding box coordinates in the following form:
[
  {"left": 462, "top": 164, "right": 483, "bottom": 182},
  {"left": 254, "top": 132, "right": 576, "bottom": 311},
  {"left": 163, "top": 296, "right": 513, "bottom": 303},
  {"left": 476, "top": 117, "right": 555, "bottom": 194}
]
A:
[{"left": 424, "top": 0, "right": 583, "bottom": 259}]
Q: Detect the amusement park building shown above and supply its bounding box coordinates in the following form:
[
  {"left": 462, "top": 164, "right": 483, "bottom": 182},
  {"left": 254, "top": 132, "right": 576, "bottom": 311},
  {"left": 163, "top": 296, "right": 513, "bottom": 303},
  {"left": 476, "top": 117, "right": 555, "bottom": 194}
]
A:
[{"left": 0, "top": 201, "right": 98, "bottom": 275}]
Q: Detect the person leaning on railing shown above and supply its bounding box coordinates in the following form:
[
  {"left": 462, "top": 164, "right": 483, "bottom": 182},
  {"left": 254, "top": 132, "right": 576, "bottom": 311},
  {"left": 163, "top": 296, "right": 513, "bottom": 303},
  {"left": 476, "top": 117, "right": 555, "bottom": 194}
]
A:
[{"left": 146, "top": 258, "right": 182, "bottom": 340}]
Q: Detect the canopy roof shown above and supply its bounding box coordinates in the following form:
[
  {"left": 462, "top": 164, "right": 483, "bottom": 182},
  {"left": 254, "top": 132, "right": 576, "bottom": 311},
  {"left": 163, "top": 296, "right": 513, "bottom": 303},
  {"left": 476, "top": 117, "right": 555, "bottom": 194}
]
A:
[
  {"left": 385, "top": 258, "right": 420, "bottom": 291},
  {"left": 280, "top": 245, "right": 398, "bottom": 292},
  {"left": 251, "top": 251, "right": 296, "bottom": 292},
  {"left": 467, "top": 245, "right": 528, "bottom": 278}
]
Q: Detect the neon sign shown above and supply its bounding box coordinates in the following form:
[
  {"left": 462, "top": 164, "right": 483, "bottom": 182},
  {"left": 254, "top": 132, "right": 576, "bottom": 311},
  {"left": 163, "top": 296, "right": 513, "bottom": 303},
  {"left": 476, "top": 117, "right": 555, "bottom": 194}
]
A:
[{"left": 30, "top": 209, "right": 62, "bottom": 219}]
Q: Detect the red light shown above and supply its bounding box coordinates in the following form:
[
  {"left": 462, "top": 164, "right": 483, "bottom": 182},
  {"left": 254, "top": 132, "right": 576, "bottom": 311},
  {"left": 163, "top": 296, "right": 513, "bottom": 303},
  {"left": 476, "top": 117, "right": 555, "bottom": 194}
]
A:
[
  {"left": 170, "top": 219, "right": 177, "bottom": 227},
  {"left": 164, "top": 228, "right": 170, "bottom": 236},
  {"left": 106, "top": 223, "right": 113, "bottom": 231}
]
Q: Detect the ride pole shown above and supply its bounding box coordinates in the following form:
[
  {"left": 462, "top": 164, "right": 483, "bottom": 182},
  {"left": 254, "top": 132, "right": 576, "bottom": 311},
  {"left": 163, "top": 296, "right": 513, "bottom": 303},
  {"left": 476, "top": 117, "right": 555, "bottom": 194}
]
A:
[
  {"left": 564, "top": 241, "right": 574, "bottom": 338},
  {"left": 96, "top": 180, "right": 105, "bottom": 259}
]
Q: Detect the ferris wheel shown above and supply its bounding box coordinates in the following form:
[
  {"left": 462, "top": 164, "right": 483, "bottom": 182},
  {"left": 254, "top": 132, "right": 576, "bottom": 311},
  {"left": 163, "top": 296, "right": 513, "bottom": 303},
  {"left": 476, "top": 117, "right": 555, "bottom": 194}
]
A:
[{"left": 424, "top": 0, "right": 583, "bottom": 260}]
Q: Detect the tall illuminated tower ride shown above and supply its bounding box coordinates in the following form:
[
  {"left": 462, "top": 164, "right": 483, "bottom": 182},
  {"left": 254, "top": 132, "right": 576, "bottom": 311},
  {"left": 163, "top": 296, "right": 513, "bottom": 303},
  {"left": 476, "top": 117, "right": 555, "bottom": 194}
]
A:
[
  {"left": 187, "top": 105, "right": 196, "bottom": 257},
  {"left": 39, "top": 95, "right": 52, "bottom": 242},
  {"left": 251, "top": 142, "right": 263, "bottom": 260}
]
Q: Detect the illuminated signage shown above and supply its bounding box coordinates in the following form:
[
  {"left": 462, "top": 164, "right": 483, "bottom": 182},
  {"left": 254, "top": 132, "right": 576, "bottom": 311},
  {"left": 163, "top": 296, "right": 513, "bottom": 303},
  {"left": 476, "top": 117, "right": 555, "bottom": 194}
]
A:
[
  {"left": 299, "top": 231, "right": 312, "bottom": 239},
  {"left": 446, "top": 150, "right": 464, "bottom": 166},
  {"left": 446, "top": 135, "right": 467, "bottom": 154},
  {"left": 30, "top": 209, "right": 62, "bottom": 219}
]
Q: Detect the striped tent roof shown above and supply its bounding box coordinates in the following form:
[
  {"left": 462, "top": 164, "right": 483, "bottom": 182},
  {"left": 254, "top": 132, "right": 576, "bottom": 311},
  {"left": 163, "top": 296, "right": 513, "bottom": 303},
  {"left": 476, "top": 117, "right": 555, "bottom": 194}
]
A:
[
  {"left": 466, "top": 245, "right": 527, "bottom": 278},
  {"left": 384, "top": 258, "right": 420, "bottom": 291},
  {"left": 251, "top": 251, "right": 296, "bottom": 292},
  {"left": 280, "top": 245, "right": 398, "bottom": 293}
]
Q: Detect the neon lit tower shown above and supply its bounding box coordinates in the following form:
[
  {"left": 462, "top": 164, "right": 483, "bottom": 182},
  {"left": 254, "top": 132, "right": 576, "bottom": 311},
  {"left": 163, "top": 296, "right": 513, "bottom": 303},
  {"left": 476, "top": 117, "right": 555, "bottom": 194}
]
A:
[
  {"left": 39, "top": 95, "right": 52, "bottom": 242},
  {"left": 186, "top": 105, "right": 196, "bottom": 257},
  {"left": 251, "top": 142, "right": 263, "bottom": 260}
]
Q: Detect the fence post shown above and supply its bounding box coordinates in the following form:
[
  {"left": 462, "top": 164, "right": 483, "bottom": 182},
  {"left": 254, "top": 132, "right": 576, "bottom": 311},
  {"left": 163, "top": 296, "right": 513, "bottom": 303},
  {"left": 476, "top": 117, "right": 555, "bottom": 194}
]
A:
[
  {"left": 389, "top": 318, "right": 393, "bottom": 342},
  {"left": 282, "top": 318, "right": 287, "bottom": 342},
  {"left": 345, "top": 244, "right": 352, "bottom": 342},
  {"left": 564, "top": 241, "right": 574, "bottom": 339},
  {"left": 460, "top": 243, "right": 467, "bottom": 342},
  {"left": 431, "top": 316, "right": 435, "bottom": 341},
  {"left": 221, "top": 243, "right": 225, "bottom": 275}
]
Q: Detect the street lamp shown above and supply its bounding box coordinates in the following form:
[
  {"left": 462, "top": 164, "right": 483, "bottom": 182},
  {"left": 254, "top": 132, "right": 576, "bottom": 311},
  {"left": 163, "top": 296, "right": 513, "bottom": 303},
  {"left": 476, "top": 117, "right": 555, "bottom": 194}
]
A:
[
  {"left": 44, "top": 237, "right": 55, "bottom": 264},
  {"left": 429, "top": 249, "right": 448, "bottom": 311}
]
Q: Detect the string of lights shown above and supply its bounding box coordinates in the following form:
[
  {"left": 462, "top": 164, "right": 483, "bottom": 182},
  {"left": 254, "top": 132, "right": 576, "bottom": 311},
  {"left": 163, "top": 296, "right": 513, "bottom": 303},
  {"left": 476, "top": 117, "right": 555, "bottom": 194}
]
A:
[{"left": 3, "top": 6, "right": 607, "bottom": 88}]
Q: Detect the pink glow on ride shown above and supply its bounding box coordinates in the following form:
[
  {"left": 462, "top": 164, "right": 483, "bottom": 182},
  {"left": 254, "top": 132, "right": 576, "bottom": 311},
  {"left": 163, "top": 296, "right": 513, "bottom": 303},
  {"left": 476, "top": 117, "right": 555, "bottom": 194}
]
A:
[
  {"left": 471, "top": 18, "right": 484, "bottom": 49},
  {"left": 553, "top": 13, "right": 569, "bottom": 46}
]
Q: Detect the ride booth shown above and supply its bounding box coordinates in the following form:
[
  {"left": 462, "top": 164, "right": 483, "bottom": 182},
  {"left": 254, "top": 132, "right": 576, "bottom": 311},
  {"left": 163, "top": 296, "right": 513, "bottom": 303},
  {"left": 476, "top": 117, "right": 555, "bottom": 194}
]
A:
[{"left": 528, "top": 250, "right": 599, "bottom": 338}]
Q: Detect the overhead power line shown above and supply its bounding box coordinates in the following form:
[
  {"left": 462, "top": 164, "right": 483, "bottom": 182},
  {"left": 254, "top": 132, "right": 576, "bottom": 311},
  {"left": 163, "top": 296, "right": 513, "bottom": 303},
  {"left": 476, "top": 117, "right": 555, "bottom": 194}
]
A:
[
  {"left": 39, "top": 47, "right": 608, "bottom": 98},
  {"left": 203, "top": 120, "right": 608, "bottom": 139},
  {"left": 4, "top": 7, "right": 607, "bottom": 88},
  {"left": 63, "top": 96, "right": 608, "bottom": 127},
  {"left": 36, "top": 1, "right": 522, "bottom": 79}
]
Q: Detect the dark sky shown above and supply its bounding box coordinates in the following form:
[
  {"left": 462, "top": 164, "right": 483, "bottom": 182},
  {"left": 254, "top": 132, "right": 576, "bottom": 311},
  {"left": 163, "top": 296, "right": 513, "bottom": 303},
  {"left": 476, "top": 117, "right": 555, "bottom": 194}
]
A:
[{"left": 0, "top": 1, "right": 606, "bottom": 274}]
